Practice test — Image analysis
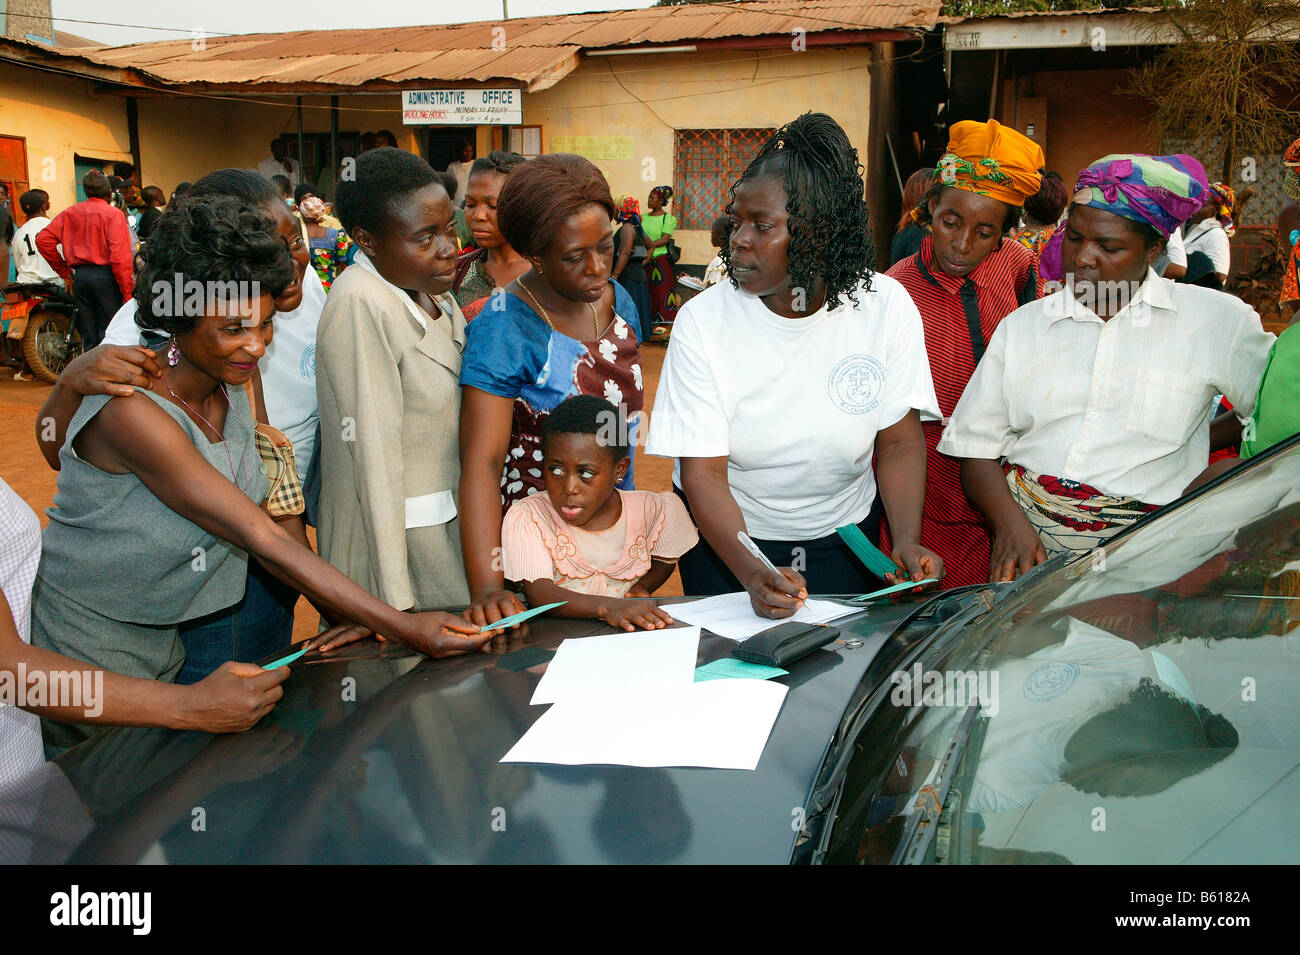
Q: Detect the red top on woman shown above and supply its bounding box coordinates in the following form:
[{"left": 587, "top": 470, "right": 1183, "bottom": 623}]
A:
[{"left": 886, "top": 235, "right": 1039, "bottom": 588}]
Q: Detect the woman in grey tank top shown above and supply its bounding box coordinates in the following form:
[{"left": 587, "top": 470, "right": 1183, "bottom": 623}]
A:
[
  {"left": 32, "top": 197, "right": 492, "bottom": 757},
  {"left": 39, "top": 168, "right": 320, "bottom": 686}
]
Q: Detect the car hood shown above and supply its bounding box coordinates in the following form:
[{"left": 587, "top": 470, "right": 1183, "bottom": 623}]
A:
[{"left": 4, "top": 603, "right": 948, "bottom": 865}]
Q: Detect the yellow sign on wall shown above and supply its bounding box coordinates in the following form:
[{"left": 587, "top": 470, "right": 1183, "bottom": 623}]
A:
[{"left": 550, "top": 136, "right": 635, "bottom": 161}]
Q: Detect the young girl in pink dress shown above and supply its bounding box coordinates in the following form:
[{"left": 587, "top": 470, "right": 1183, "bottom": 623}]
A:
[{"left": 501, "top": 396, "right": 698, "bottom": 632}]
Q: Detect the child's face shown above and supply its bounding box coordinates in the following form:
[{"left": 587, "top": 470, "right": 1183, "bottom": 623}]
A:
[{"left": 543, "top": 432, "right": 629, "bottom": 529}]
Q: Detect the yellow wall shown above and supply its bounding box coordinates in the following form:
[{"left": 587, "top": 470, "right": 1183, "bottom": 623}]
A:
[
  {"left": 865, "top": 43, "right": 897, "bottom": 269},
  {"left": 139, "top": 95, "right": 292, "bottom": 195},
  {"left": 0, "top": 59, "right": 131, "bottom": 211},
  {"left": 131, "top": 48, "right": 875, "bottom": 265},
  {"left": 137, "top": 94, "right": 415, "bottom": 196},
  {"left": 521, "top": 47, "right": 874, "bottom": 265},
  {"left": 0, "top": 66, "right": 415, "bottom": 213}
]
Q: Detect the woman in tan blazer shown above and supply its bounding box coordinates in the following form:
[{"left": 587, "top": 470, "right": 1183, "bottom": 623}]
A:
[{"left": 316, "top": 148, "right": 478, "bottom": 613}]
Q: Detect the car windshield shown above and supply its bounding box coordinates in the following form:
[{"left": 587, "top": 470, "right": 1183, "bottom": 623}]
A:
[{"left": 871, "top": 438, "right": 1300, "bottom": 864}]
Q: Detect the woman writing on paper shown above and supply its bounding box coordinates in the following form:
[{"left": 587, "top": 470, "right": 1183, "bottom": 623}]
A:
[{"left": 646, "top": 113, "right": 944, "bottom": 619}]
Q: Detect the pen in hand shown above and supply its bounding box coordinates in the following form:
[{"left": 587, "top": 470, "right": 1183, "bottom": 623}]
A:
[{"left": 738, "top": 531, "right": 806, "bottom": 606}]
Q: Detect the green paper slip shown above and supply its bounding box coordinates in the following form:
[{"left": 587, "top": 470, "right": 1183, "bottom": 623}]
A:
[
  {"left": 262, "top": 645, "right": 309, "bottom": 670},
  {"left": 849, "top": 578, "right": 939, "bottom": 602},
  {"left": 479, "top": 601, "right": 567, "bottom": 632},
  {"left": 835, "top": 524, "right": 899, "bottom": 578},
  {"left": 694, "top": 658, "right": 788, "bottom": 682}
]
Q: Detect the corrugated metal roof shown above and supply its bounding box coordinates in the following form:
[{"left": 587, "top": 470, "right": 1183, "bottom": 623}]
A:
[
  {"left": 29, "top": 0, "right": 939, "bottom": 92},
  {"left": 53, "top": 29, "right": 100, "bottom": 48}
]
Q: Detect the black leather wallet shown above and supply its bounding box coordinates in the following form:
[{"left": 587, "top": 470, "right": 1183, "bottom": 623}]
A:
[{"left": 732, "top": 621, "right": 838, "bottom": 668}]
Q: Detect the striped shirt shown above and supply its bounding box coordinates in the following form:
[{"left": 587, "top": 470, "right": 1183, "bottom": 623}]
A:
[
  {"left": 887, "top": 235, "right": 1039, "bottom": 421},
  {"left": 886, "top": 236, "right": 1038, "bottom": 589}
]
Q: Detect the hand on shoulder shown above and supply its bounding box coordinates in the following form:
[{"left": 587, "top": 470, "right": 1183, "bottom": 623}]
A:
[{"left": 61, "top": 344, "right": 163, "bottom": 398}]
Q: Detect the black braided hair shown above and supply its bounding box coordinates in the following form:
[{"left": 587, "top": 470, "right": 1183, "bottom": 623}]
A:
[
  {"left": 721, "top": 112, "right": 874, "bottom": 310},
  {"left": 470, "top": 150, "right": 528, "bottom": 177},
  {"left": 1062, "top": 678, "right": 1239, "bottom": 797},
  {"left": 335, "top": 147, "right": 441, "bottom": 238}
]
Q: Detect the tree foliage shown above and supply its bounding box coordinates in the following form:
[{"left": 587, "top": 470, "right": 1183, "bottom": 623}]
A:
[
  {"left": 1126, "top": 0, "right": 1300, "bottom": 183},
  {"left": 940, "top": 0, "right": 1135, "bottom": 15}
]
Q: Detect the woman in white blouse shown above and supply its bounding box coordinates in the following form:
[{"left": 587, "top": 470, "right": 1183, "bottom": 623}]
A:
[{"left": 940, "top": 155, "right": 1273, "bottom": 582}]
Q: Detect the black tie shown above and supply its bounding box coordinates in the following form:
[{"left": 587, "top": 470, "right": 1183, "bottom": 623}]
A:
[{"left": 960, "top": 278, "right": 985, "bottom": 365}]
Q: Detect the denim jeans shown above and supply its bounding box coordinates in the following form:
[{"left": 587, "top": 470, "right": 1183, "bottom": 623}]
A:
[{"left": 175, "top": 559, "right": 298, "bottom": 684}]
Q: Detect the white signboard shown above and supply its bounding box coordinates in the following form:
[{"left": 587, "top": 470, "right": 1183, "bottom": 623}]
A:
[{"left": 402, "top": 89, "right": 522, "bottom": 125}]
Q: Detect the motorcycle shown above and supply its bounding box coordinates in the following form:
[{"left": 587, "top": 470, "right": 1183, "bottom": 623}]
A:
[{"left": 1, "top": 281, "right": 81, "bottom": 383}]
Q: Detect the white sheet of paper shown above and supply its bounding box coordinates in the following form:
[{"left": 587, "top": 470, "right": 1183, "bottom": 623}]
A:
[
  {"left": 667, "top": 593, "right": 859, "bottom": 642},
  {"left": 529, "top": 626, "right": 701, "bottom": 705},
  {"left": 502, "top": 679, "right": 789, "bottom": 770}
]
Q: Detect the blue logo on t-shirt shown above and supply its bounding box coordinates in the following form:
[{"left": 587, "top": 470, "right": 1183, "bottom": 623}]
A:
[
  {"left": 300, "top": 343, "right": 316, "bottom": 383},
  {"left": 1022, "top": 662, "right": 1080, "bottom": 702},
  {"left": 827, "top": 354, "right": 884, "bottom": 415}
]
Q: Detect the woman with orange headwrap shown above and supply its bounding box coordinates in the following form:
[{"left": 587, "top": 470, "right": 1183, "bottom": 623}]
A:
[{"left": 885, "top": 119, "right": 1044, "bottom": 589}]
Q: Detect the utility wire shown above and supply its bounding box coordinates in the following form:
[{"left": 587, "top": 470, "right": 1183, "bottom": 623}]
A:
[{"left": 12, "top": 12, "right": 235, "bottom": 36}]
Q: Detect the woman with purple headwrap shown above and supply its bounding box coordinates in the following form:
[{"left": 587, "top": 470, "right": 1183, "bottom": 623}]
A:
[{"left": 937, "top": 154, "right": 1276, "bottom": 580}]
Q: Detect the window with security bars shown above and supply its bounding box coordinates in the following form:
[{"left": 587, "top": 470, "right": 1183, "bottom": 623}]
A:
[{"left": 674, "top": 128, "right": 776, "bottom": 230}]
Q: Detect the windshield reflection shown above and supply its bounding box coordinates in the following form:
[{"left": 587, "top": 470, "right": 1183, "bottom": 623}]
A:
[{"left": 873, "top": 441, "right": 1300, "bottom": 865}]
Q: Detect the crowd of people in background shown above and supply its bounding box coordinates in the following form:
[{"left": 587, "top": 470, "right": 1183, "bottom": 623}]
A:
[{"left": 1, "top": 110, "right": 1299, "bottom": 788}]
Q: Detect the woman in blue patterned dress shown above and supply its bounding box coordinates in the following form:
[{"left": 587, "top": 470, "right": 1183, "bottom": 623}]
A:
[{"left": 458, "top": 154, "right": 645, "bottom": 630}]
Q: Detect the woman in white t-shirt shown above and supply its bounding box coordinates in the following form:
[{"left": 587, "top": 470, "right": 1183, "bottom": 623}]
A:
[
  {"left": 646, "top": 113, "right": 944, "bottom": 617},
  {"left": 446, "top": 140, "right": 475, "bottom": 208},
  {"left": 1154, "top": 223, "right": 1187, "bottom": 280}
]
